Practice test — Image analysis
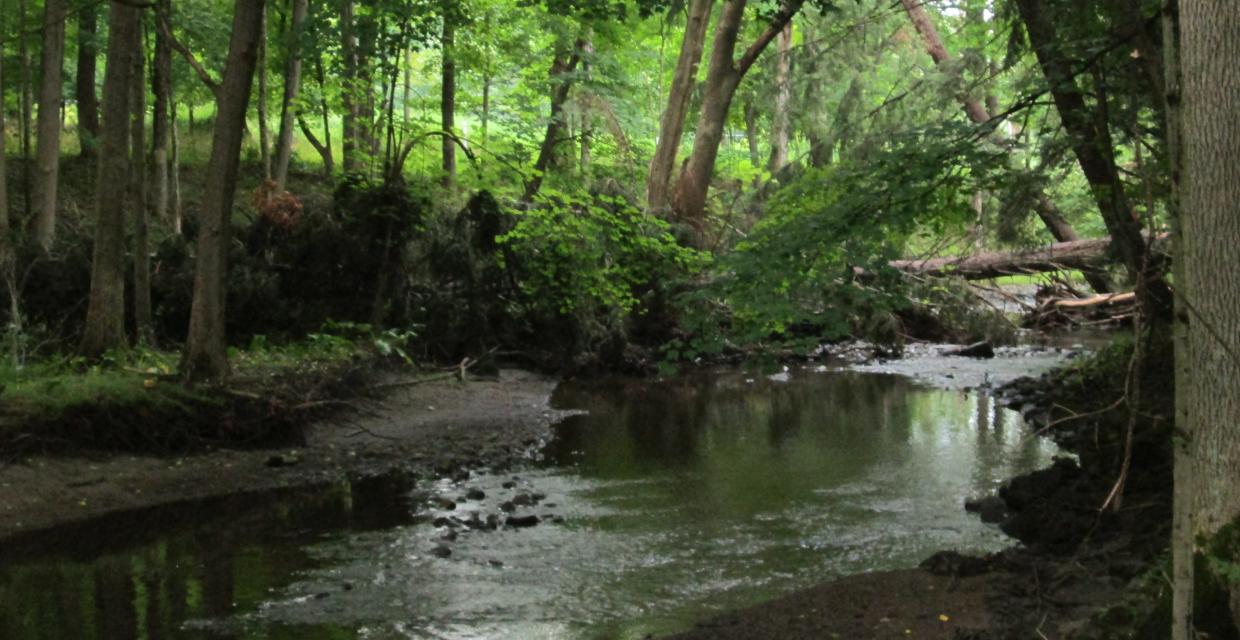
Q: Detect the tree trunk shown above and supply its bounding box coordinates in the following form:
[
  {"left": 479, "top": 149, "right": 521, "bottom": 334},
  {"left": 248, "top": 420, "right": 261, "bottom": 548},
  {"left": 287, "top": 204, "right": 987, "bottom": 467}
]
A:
[
  {"left": 671, "top": 0, "right": 805, "bottom": 231},
  {"left": 183, "top": 0, "right": 266, "bottom": 381},
  {"left": 76, "top": 3, "right": 100, "bottom": 160},
  {"left": 440, "top": 8, "right": 456, "bottom": 187},
  {"left": 80, "top": 0, "right": 140, "bottom": 357},
  {"left": 521, "top": 42, "right": 584, "bottom": 202},
  {"left": 130, "top": 44, "right": 152, "bottom": 344},
  {"left": 886, "top": 233, "right": 1166, "bottom": 281},
  {"left": 153, "top": 0, "right": 174, "bottom": 233},
  {"left": 767, "top": 20, "right": 791, "bottom": 175},
  {"left": 272, "top": 0, "right": 307, "bottom": 191},
  {"left": 171, "top": 100, "right": 183, "bottom": 232},
  {"left": 18, "top": 0, "right": 33, "bottom": 222},
  {"left": 1015, "top": 0, "right": 1169, "bottom": 315},
  {"left": 1173, "top": 0, "right": 1240, "bottom": 634},
  {"left": 257, "top": 8, "right": 271, "bottom": 180},
  {"left": 743, "top": 100, "right": 761, "bottom": 168},
  {"left": 340, "top": 0, "right": 361, "bottom": 174},
  {"left": 32, "top": 0, "right": 66, "bottom": 251},
  {"left": 645, "top": 0, "right": 712, "bottom": 213},
  {"left": 0, "top": 0, "right": 13, "bottom": 336},
  {"left": 578, "top": 37, "right": 593, "bottom": 175},
  {"left": 901, "top": 0, "right": 1112, "bottom": 294}
]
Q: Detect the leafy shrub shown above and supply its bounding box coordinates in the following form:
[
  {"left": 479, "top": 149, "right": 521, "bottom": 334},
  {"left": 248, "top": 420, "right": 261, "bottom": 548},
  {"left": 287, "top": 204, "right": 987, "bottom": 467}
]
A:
[
  {"left": 680, "top": 123, "right": 1009, "bottom": 355},
  {"left": 498, "top": 189, "right": 708, "bottom": 358}
]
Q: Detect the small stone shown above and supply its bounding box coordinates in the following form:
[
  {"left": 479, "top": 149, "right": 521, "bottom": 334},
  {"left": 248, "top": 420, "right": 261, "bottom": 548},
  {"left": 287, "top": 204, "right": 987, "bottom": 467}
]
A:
[
  {"left": 434, "top": 497, "right": 457, "bottom": 510},
  {"left": 506, "top": 514, "right": 540, "bottom": 528},
  {"left": 502, "top": 481, "right": 517, "bottom": 489},
  {"left": 430, "top": 545, "right": 452, "bottom": 559},
  {"left": 500, "top": 501, "right": 516, "bottom": 512},
  {"left": 466, "top": 488, "right": 486, "bottom": 500}
]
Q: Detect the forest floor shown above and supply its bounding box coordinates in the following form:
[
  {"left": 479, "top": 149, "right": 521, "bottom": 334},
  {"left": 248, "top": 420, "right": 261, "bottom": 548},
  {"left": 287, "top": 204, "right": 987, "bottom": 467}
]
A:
[{"left": 0, "top": 368, "right": 572, "bottom": 548}]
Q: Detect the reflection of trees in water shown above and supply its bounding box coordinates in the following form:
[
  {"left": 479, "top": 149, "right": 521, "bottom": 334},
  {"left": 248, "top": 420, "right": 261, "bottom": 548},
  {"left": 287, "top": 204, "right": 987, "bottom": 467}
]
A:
[{"left": 0, "top": 479, "right": 400, "bottom": 640}]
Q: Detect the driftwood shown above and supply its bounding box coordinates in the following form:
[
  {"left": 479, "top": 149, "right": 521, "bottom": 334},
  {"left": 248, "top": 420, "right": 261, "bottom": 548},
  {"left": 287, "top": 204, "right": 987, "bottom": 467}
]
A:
[
  {"left": 888, "top": 233, "right": 1168, "bottom": 281},
  {"left": 1025, "top": 291, "right": 1137, "bottom": 328}
]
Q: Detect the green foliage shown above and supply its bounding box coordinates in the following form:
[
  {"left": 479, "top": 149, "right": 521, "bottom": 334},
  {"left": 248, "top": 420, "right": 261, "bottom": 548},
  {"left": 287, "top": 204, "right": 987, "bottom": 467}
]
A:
[
  {"left": 679, "top": 123, "right": 1008, "bottom": 355},
  {"left": 499, "top": 189, "right": 707, "bottom": 339}
]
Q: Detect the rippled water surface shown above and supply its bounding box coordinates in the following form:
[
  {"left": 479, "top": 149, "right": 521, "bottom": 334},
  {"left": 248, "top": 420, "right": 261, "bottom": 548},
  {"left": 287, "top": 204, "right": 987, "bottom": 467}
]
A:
[{"left": 0, "top": 368, "right": 1057, "bottom": 639}]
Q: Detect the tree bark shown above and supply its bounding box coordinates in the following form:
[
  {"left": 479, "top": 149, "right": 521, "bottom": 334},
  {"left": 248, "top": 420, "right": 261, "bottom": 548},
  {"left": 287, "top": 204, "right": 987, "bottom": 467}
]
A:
[
  {"left": 257, "top": 8, "right": 271, "bottom": 180},
  {"left": 81, "top": 0, "right": 140, "bottom": 357},
  {"left": 340, "top": 0, "right": 361, "bottom": 173},
  {"left": 1015, "top": 0, "right": 1168, "bottom": 314},
  {"left": 886, "top": 233, "right": 1166, "bottom": 281},
  {"left": 130, "top": 43, "right": 152, "bottom": 344},
  {"left": 171, "top": 99, "right": 183, "bottom": 231},
  {"left": 0, "top": 0, "right": 12, "bottom": 332},
  {"left": 18, "top": 0, "right": 33, "bottom": 222},
  {"left": 671, "top": 0, "right": 805, "bottom": 231},
  {"left": 183, "top": 0, "right": 266, "bottom": 381},
  {"left": 32, "top": 0, "right": 66, "bottom": 251},
  {"left": 521, "top": 42, "right": 584, "bottom": 202},
  {"left": 646, "top": 0, "right": 713, "bottom": 213},
  {"left": 76, "top": 3, "right": 100, "bottom": 160},
  {"left": 1174, "top": 0, "right": 1240, "bottom": 634},
  {"left": 440, "top": 6, "right": 456, "bottom": 187},
  {"left": 767, "top": 20, "right": 791, "bottom": 175},
  {"left": 153, "top": 0, "right": 174, "bottom": 233},
  {"left": 272, "top": 0, "right": 307, "bottom": 191}
]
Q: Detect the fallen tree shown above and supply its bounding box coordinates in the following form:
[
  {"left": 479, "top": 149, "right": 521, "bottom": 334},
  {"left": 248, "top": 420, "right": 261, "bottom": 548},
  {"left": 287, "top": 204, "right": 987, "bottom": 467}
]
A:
[{"left": 887, "top": 233, "right": 1168, "bottom": 281}]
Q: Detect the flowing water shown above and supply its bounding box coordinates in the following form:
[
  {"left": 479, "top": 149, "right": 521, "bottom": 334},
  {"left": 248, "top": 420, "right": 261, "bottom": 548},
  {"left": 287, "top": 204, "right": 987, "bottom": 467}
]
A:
[{"left": 0, "top": 367, "right": 1059, "bottom": 640}]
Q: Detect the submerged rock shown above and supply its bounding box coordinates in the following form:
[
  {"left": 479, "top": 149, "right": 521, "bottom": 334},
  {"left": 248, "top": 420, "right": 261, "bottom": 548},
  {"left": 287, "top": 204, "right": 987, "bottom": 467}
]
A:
[
  {"left": 506, "top": 514, "right": 540, "bottom": 528},
  {"left": 466, "top": 488, "right": 486, "bottom": 500},
  {"left": 430, "top": 545, "right": 452, "bottom": 559}
]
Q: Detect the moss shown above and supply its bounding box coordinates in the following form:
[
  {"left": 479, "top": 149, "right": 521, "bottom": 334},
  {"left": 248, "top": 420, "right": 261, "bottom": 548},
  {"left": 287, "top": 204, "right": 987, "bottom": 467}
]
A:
[{"left": 0, "top": 335, "right": 386, "bottom": 455}]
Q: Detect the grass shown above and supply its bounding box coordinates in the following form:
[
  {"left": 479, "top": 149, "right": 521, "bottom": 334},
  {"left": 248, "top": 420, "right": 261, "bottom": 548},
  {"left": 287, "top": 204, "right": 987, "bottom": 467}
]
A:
[{"left": 0, "top": 328, "right": 405, "bottom": 455}]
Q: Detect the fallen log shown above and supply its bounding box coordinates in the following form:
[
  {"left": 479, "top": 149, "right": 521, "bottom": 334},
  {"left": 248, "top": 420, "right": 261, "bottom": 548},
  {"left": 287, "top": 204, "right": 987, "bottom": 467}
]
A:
[
  {"left": 888, "top": 233, "right": 1168, "bottom": 281},
  {"left": 1024, "top": 291, "right": 1138, "bottom": 329}
]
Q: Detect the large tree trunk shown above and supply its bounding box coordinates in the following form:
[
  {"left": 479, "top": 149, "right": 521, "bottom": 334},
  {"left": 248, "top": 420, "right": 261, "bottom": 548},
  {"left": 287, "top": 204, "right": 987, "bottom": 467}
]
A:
[
  {"left": 521, "top": 42, "right": 584, "bottom": 202},
  {"left": 1015, "top": 0, "right": 1170, "bottom": 315},
  {"left": 645, "top": 0, "right": 713, "bottom": 213},
  {"left": 80, "top": 0, "right": 140, "bottom": 357},
  {"left": 32, "top": 0, "right": 66, "bottom": 251},
  {"left": 130, "top": 44, "right": 152, "bottom": 344},
  {"left": 272, "top": 0, "right": 307, "bottom": 191},
  {"left": 671, "top": 0, "right": 804, "bottom": 233},
  {"left": 183, "top": 0, "right": 265, "bottom": 381},
  {"left": 1171, "top": 0, "right": 1240, "bottom": 635},
  {"left": 899, "top": 0, "right": 1112, "bottom": 294},
  {"left": 76, "top": 3, "right": 100, "bottom": 160},
  {"left": 440, "top": 6, "right": 456, "bottom": 187},
  {"left": 887, "top": 233, "right": 1166, "bottom": 281},
  {"left": 153, "top": 0, "right": 175, "bottom": 233},
  {"left": 766, "top": 21, "right": 791, "bottom": 175}
]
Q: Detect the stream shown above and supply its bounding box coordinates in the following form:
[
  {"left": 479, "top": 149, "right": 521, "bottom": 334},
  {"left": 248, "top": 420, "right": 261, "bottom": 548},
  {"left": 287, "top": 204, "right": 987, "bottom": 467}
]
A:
[{"left": 0, "top": 364, "right": 1065, "bottom": 639}]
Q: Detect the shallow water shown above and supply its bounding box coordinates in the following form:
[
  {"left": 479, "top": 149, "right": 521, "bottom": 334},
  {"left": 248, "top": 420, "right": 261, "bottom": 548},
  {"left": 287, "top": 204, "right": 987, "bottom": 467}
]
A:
[{"left": 0, "top": 367, "right": 1057, "bottom": 640}]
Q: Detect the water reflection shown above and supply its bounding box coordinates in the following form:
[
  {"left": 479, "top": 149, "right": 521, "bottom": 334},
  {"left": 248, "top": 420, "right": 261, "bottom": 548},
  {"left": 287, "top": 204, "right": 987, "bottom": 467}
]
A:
[{"left": 0, "top": 368, "right": 1057, "bottom": 640}]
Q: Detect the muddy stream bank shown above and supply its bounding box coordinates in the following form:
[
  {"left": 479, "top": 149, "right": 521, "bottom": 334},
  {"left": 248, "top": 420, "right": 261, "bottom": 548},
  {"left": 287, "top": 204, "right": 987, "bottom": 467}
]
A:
[{"left": 0, "top": 345, "right": 1094, "bottom": 639}]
